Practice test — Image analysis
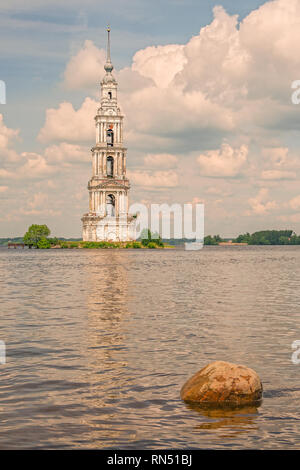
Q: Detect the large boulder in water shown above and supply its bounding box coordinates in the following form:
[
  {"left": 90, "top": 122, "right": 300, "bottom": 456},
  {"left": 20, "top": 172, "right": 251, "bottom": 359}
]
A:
[{"left": 180, "top": 361, "right": 263, "bottom": 406}]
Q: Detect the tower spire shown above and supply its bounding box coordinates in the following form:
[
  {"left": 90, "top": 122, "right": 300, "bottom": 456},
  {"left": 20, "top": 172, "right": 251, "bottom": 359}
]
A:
[
  {"left": 104, "top": 25, "right": 113, "bottom": 73},
  {"left": 107, "top": 25, "right": 111, "bottom": 63}
]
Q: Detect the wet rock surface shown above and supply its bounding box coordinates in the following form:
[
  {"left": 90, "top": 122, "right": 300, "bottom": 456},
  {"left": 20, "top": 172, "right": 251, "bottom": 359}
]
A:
[{"left": 181, "top": 361, "right": 263, "bottom": 406}]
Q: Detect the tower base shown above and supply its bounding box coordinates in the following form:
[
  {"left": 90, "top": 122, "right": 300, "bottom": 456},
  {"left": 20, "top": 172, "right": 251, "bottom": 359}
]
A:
[{"left": 82, "top": 213, "right": 136, "bottom": 242}]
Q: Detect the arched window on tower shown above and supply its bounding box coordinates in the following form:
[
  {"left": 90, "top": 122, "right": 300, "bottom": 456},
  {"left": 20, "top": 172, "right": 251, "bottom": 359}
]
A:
[
  {"left": 107, "top": 156, "right": 114, "bottom": 177},
  {"left": 106, "top": 194, "right": 115, "bottom": 217},
  {"left": 108, "top": 92, "right": 112, "bottom": 100},
  {"left": 107, "top": 128, "right": 114, "bottom": 146}
]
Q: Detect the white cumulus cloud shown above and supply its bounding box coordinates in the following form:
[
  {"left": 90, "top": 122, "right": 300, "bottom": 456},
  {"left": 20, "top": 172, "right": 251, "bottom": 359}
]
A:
[
  {"left": 261, "top": 170, "right": 296, "bottom": 180},
  {"left": 38, "top": 98, "right": 96, "bottom": 143},
  {"left": 128, "top": 170, "right": 178, "bottom": 188},
  {"left": 144, "top": 153, "right": 178, "bottom": 169},
  {"left": 63, "top": 40, "right": 106, "bottom": 90},
  {"left": 248, "top": 188, "right": 277, "bottom": 215},
  {"left": 197, "top": 143, "right": 248, "bottom": 177},
  {"left": 44, "top": 142, "right": 89, "bottom": 165},
  {"left": 289, "top": 195, "right": 300, "bottom": 211}
]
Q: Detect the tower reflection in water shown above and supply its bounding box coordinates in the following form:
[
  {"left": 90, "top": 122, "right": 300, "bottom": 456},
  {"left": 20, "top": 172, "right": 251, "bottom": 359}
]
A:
[{"left": 82, "top": 250, "right": 137, "bottom": 446}]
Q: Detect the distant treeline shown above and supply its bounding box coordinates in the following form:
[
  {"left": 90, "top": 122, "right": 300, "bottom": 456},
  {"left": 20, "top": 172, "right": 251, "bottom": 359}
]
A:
[
  {"left": 233, "top": 230, "right": 299, "bottom": 245},
  {"left": 0, "top": 237, "right": 81, "bottom": 246},
  {"left": 204, "top": 230, "right": 300, "bottom": 245}
]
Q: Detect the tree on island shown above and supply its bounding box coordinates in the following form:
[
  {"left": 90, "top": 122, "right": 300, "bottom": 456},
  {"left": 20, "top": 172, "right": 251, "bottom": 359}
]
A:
[
  {"left": 140, "top": 228, "right": 164, "bottom": 247},
  {"left": 234, "top": 232, "right": 251, "bottom": 244},
  {"left": 37, "top": 237, "right": 51, "bottom": 249},
  {"left": 23, "top": 224, "right": 51, "bottom": 248}
]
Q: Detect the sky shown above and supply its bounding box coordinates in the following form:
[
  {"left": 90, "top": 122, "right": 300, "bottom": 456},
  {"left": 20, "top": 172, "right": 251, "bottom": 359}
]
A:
[{"left": 1, "top": 0, "right": 300, "bottom": 238}]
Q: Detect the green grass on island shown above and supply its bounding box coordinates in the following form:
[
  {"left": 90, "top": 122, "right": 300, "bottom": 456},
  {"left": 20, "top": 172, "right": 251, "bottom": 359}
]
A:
[{"left": 57, "top": 240, "right": 166, "bottom": 249}]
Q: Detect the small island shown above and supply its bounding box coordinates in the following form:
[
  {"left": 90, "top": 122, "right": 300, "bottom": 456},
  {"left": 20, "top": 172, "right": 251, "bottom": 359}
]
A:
[
  {"left": 3, "top": 225, "right": 168, "bottom": 249},
  {"left": 3, "top": 227, "right": 300, "bottom": 250}
]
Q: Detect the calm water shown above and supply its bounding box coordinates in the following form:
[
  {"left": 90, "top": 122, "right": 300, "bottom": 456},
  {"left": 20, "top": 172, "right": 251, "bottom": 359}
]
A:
[{"left": 0, "top": 246, "right": 299, "bottom": 449}]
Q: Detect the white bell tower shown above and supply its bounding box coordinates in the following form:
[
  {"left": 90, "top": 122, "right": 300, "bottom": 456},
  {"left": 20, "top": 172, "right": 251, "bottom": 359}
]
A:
[{"left": 82, "top": 26, "right": 136, "bottom": 242}]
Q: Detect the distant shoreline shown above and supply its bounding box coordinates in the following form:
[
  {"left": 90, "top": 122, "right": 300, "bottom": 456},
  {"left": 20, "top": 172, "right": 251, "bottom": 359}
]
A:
[
  {"left": 3, "top": 243, "right": 300, "bottom": 251},
  {"left": 2, "top": 229, "right": 300, "bottom": 247}
]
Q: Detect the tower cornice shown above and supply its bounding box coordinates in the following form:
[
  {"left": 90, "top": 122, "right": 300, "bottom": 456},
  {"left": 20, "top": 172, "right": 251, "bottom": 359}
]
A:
[
  {"left": 91, "top": 145, "right": 127, "bottom": 152},
  {"left": 88, "top": 179, "right": 130, "bottom": 191}
]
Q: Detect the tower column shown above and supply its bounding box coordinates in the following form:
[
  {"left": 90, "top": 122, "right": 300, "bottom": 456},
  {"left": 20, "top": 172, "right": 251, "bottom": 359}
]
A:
[
  {"left": 116, "top": 191, "right": 119, "bottom": 217},
  {"left": 102, "top": 192, "right": 105, "bottom": 215},
  {"left": 122, "top": 192, "right": 126, "bottom": 214},
  {"left": 117, "top": 152, "right": 120, "bottom": 175},
  {"left": 118, "top": 192, "right": 122, "bottom": 215}
]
